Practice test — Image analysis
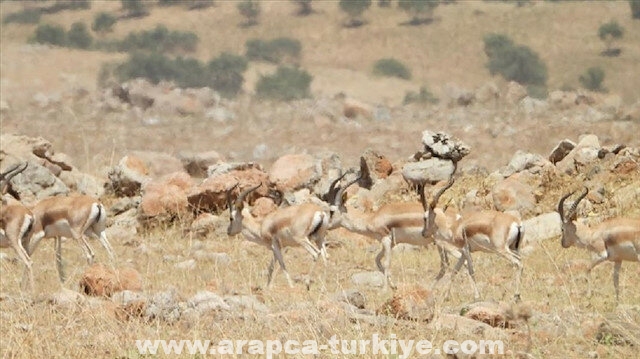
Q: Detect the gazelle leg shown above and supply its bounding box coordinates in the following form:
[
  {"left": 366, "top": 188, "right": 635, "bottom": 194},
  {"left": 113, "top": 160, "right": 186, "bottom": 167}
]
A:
[
  {"left": 271, "top": 239, "right": 293, "bottom": 288},
  {"left": 55, "top": 237, "right": 66, "bottom": 283},
  {"left": 461, "top": 246, "right": 480, "bottom": 300},
  {"left": 612, "top": 261, "right": 622, "bottom": 303},
  {"left": 12, "top": 240, "right": 34, "bottom": 294},
  {"left": 585, "top": 255, "right": 608, "bottom": 298},
  {"left": 98, "top": 231, "right": 116, "bottom": 263},
  {"left": 379, "top": 236, "right": 395, "bottom": 290}
]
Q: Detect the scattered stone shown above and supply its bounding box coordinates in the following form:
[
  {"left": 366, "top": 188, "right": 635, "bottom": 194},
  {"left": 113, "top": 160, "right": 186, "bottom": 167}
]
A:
[{"left": 350, "top": 271, "right": 386, "bottom": 288}]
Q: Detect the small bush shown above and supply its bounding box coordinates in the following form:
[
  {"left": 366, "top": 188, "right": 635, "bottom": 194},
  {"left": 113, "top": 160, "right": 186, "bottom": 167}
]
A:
[
  {"left": 404, "top": 86, "right": 439, "bottom": 105},
  {"left": 579, "top": 66, "right": 606, "bottom": 92},
  {"left": 398, "top": 0, "right": 439, "bottom": 25},
  {"left": 121, "top": 0, "right": 149, "bottom": 18},
  {"left": 32, "top": 24, "right": 67, "bottom": 46},
  {"left": 92, "top": 12, "right": 117, "bottom": 34},
  {"left": 118, "top": 25, "right": 198, "bottom": 54},
  {"left": 339, "top": 0, "right": 372, "bottom": 27},
  {"left": 115, "top": 52, "right": 178, "bottom": 85},
  {"left": 208, "top": 53, "right": 249, "bottom": 97},
  {"left": 598, "top": 20, "right": 624, "bottom": 56},
  {"left": 373, "top": 58, "right": 412, "bottom": 80},
  {"left": 3, "top": 8, "right": 41, "bottom": 24},
  {"left": 631, "top": 0, "right": 640, "bottom": 19},
  {"left": 237, "top": 0, "right": 261, "bottom": 26},
  {"left": 67, "top": 22, "right": 93, "bottom": 49},
  {"left": 483, "top": 33, "right": 547, "bottom": 87},
  {"left": 245, "top": 37, "right": 302, "bottom": 64},
  {"left": 255, "top": 66, "right": 313, "bottom": 101},
  {"left": 293, "top": 0, "right": 313, "bottom": 16}
]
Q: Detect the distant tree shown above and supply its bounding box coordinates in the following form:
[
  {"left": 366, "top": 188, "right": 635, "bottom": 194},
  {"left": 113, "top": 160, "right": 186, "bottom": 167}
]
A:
[
  {"left": 598, "top": 20, "right": 624, "bottom": 56},
  {"left": 121, "top": 0, "right": 148, "bottom": 18},
  {"left": 67, "top": 22, "right": 93, "bottom": 49},
  {"left": 208, "top": 52, "right": 248, "bottom": 98},
  {"left": 237, "top": 0, "right": 261, "bottom": 26},
  {"left": 483, "top": 33, "right": 548, "bottom": 95},
  {"left": 339, "top": 0, "right": 372, "bottom": 27},
  {"left": 378, "top": 0, "right": 392, "bottom": 8},
  {"left": 92, "top": 12, "right": 116, "bottom": 35},
  {"left": 373, "top": 58, "right": 412, "bottom": 79},
  {"left": 256, "top": 66, "right": 312, "bottom": 101},
  {"left": 32, "top": 23, "right": 67, "bottom": 46},
  {"left": 579, "top": 66, "right": 606, "bottom": 92},
  {"left": 398, "top": 0, "right": 439, "bottom": 25},
  {"left": 630, "top": 0, "right": 640, "bottom": 19},
  {"left": 292, "top": 0, "right": 313, "bottom": 16},
  {"left": 187, "top": 0, "right": 214, "bottom": 10}
]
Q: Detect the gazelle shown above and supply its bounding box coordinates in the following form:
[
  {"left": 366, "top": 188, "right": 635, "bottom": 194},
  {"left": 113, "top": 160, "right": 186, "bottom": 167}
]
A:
[
  {"left": 227, "top": 183, "right": 330, "bottom": 289},
  {"left": 0, "top": 162, "right": 36, "bottom": 292},
  {"left": 328, "top": 165, "right": 468, "bottom": 292},
  {"left": 558, "top": 187, "right": 640, "bottom": 301},
  {"left": 28, "top": 194, "right": 116, "bottom": 283}
]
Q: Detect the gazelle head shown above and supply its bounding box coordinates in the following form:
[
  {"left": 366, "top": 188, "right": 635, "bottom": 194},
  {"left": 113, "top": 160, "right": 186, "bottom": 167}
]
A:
[
  {"left": 1, "top": 162, "right": 28, "bottom": 204},
  {"left": 227, "top": 182, "right": 262, "bottom": 236},
  {"left": 421, "top": 162, "right": 457, "bottom": 238},
  {"left": 557, "top": 186, "right": 589, "bottom": 248},
  {"left": 326, "top": 165, "right": 363, "bottom": 220}
]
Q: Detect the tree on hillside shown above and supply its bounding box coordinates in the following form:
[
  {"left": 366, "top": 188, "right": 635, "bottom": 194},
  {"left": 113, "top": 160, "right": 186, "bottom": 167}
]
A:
[
  {"left": 483, "top": 33, "right": 548, "bottom": 97},
  {"left": 292, "top": 0, "right": 313, "bottom": 16},
  {"left": 598, "top": 20, "right": 624, "bottom": 56},
  {"left": 208, "top": 52, "right": 248, "bottom": 98},
  {"left": 92, "top": 12, "right": 116, "bottom": 35},
  {"left": 121, "top": 0, "right": 148, "bottom": 18},
  {"left": 579, "top": 66, "right": 606, "bottom": 92},
  {"left": 398, "top": 0, "right": 439, "bottom": 25},
  {"left": 630, "top": 0, "right": 640, "bottom": 19},
  {"left": 339, "top": 0, "right": 372, "bottom": 27},
  {"left": 67, "top": 22, "right": 93, "bottom": 49},
  {"left": 238, "top": 0, "right": 261, "bottom": 27}
]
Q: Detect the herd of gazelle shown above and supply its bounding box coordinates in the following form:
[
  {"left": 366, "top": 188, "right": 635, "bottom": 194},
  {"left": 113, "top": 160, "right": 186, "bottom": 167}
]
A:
[
  {"left": 1, "top": 159, "right": 639, "bottom": 302},
  {"left": 0, "top": 162, "right": 116, "bottom": 293}
]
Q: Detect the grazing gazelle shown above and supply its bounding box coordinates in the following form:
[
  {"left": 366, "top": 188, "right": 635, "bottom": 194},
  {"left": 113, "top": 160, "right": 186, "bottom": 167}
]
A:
[
  {"left": 0, "top": 162, "right": 36, "bottom": 292},
  {"left": 328, "top": 165, "right": 465, "bottom": 292},
  {"left": 227, "top": 183, "right": 330, "bottom": 289},
  {"left": 27, "top": 194, "right": 116, "bottom": 283},
  {"left": 558, "top": 187, "right": 640, "bottom": 301}
]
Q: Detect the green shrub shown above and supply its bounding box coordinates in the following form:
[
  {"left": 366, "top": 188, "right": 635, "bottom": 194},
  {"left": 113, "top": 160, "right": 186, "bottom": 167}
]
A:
[
  {"left": 32, "top": 24, "right": 67, "bottom": 46},
  {"left": 631, "top": 0, "right": 640, "bottom": 19},
  {"left": 598, "top": 20, "right": 624, "bottom": 56},
  {"left": 293, "top": 0, "right": 313, "bottom": 16},
  {"left": 208, "top": 53, "right": 249, "bottom": 97},
  {"left": 118, "top": 25, "right": 198, "bottom": 54},
  {"left": 92, "top": 12, "right": 117, "bottom": 34},
  {"left": 237, "top": 0, "right": 261, "bottom": 26},
  {"left": 255, "top": 66, "right": 313, "bottom": 101},
  {"left": 67, "top": 22, "right": 93, "bottom": 49},
  {"left": 3, "top": 8, "right": 41, "bottom": 24},
  {"left": 158, "top": 0, "right": 182, "bottom": 6},
  {"left": 339, "top": 0, "right": 372, "bottom": 27},
  {"left": 579, "top": 66, "right": 606, "bottom": 92},
  {"left": 44, "top": 0, "right": 91, "bottom": 13},
  {"left": 121, "top": 0, "right": 148, "bottom": 18},
  {"left": 398, "top": 0, "right": 439, "bottom": 25},
  {"left": 526, "top": 84, "right": 548, "bottom": 99},
  {"left": 115, "top": 52, "right": 178, "bottom": 84},
  {"left": 483, "top": 33, "right": 547, "bottom": 87},
  {"left": 187, "top": 0, "right": 214, "bottom": 10},
  {"left": 404, "top": 86, "right": 439, "bottom": 105},
  {"left": 245, "top": 37, "right": 301, "bottom": 64},
  {"left": 373, "top": 58, "right": 412, "bottom": 80}
]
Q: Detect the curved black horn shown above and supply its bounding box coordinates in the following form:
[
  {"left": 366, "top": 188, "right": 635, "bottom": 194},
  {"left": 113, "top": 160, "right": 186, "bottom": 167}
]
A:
[
  {"left": 235, "top": 182, "right": 262, "bottom": 207},
  {"left": 430, "top": 162, "right": 457, "bottom": 210},
  {"left": 567, "top": 186, "right": 588, "bottom": 220},
  {"left": 0, "top": 162, "right": 27, "bottom": 195},
  {"left": 557, "top": 190, "right": 575, "bottom": 222},
  {"left": 324, "top": 171, "right": 349, "bottom": 204},
  {"left": 226, "top": 183, "right": 240, "bottom": 209},
  {"left": 334, "top": 170, "right": 362, "bottom": 208}
]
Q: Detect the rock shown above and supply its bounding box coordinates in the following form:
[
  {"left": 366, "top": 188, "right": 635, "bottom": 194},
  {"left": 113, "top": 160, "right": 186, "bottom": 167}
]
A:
[
  {"left": 250, "top": 197, "right": 278, "bottom": 218},
  {"left": 188, "top": 165, "right": 269, "bottom": 213},
  {"left": 145, "top": 288, "right": 183, "bottom": 323},
  {"left": 178, "top": 150, "right": 224, "bottom": 178},
  {"left": 111, "top": 290, "right": 148, "bottom": 320},
  {"left": 343, "top": 98, "right": 372, "bottom": 119},
  {"left": 350, "top": 271, "right": 386, "bottom": 288},
  {"left": 520, "top": 212, "right": 561, "bottom": 254},
  {"left": 402, "top": 157, "right": 456, "bottom": 185},
  {"left": 556, "top": 135, "right": 601, "bottom": 175},
  {"left": 224, "top": 295, "right": 269, "bottom": 314},
  {"left": 107, "top": 155, "right": 151, "bottom": 197},
  {"left": 462, "top": 301, "right": 512, "bottom": 328},
  {"left": 190, "top": 213, "right": 225, "bottom": 238},
  {"left": 595, "top": 317, "right": 640, "bottom": 346},
  {"left": 491, "top": 174, "right": 537, "bottom": 213},
  {"left": 48, "top": 288, "right": 85, "bottom": 309},
  {"left": 549, "top": 139, "right": 577, "bottom": 164},
  {"left": 360, "top": 149, "right": 393, "bottom": 182},
  {"left": 333, "top": 289, "right": 366, "bottom": 309},
  {"left": 4, "top": 160, "right": 69, "bottom": 203},
  {"left": 420, "top": 130, "right": 471, "bottom": 162},
  {"left": 191, "top": 251, "right": 232, "bottom": 265},
  {"left": 502, "top": 150, "right": 555, "bottom": 177},
  {"left": 188, "top": 291, "right": 230, "bottom": 314},
  {"left": 205, "top": 107, "right": 235, "bottom": 123},
  {"left": 129, "top": 151, "right": 184, "bottom": 179},
  {"left": 58, "top": 169, "right": 105, "bottom": 198},
  {"left": 175, "top": 259, "right": 197, "bottom": 270},
  {"left": 139, "top": 172, "right": 193, "bottom": 221},
  {"left": 377, "top": 285, "right": 435, "bottom": 322},
  {"left": 268, "top": 154, "right": 319, "bottom": 193},
  {"left": 79, "top": 264, "right": 143, "bottom": 297}
]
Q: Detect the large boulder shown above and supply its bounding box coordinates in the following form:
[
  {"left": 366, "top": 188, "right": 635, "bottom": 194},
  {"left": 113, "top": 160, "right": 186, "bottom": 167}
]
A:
[
  {"left": 79, "top": 263, "right": 143, "bottom": 297},
  {"left": 139, "top": 172, "right": 194, "bottom": 221},
  {"left": 107, "top": 155, "right": 151, "bottom": 197},
  {"left": 269, "top": 154, "right": 319, "bottom": 193}
]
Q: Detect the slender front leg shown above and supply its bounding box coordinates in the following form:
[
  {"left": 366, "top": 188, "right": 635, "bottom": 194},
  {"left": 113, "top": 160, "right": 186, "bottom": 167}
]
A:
[
  {"left": 585, "top": 255, "right": 608, "bottom": 298},
  {"left": 271, "top": 238, "right": 293, "bottom": 288},
  {"left": 612, "top": 261, "right": 622, "bottom": 303},
  {"left": 98, "top": 232, "right": 116, "bottom": 263},
  {"left": 378, "top": 236, "right": 395, "bottom": 290},
  {"left": 55, "top": 237, "right": 66, "bottom": 283}
]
